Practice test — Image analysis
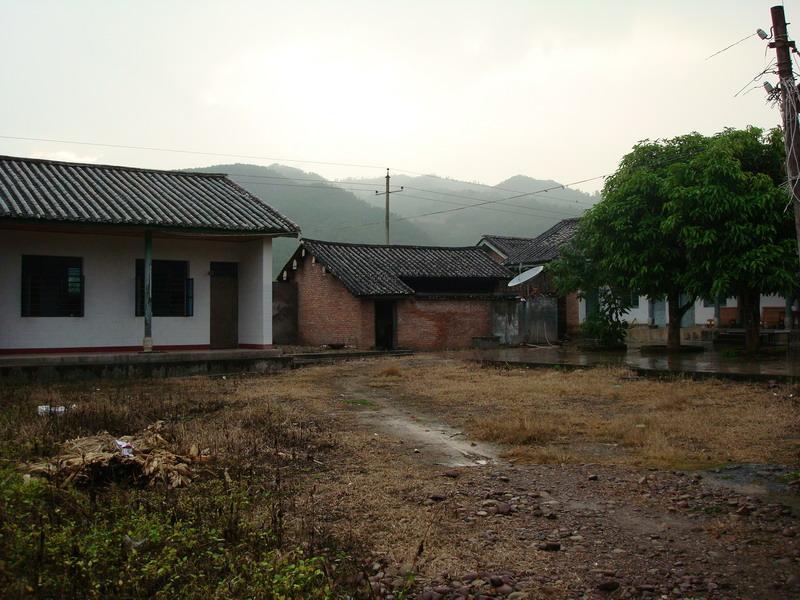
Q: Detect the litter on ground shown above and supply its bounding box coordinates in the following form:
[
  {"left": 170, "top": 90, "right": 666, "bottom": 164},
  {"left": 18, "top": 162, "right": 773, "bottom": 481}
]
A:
[{"left": 25, "top": 421, "right": 198, "bottom": 488}]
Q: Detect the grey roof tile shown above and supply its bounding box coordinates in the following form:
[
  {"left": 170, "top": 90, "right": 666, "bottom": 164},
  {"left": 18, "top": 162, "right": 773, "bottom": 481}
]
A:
[
  {"left": 479, "top": 234, "right": 532, "bottom": 258},
  {"left": 503, "top": 218, "right": 580, "bottom": 266},
  {"left": 0, "top": 155, "right": 299, "bottom": 234},
  {"left": 298, "top": 239, "right": 512, "bottom": 297}
]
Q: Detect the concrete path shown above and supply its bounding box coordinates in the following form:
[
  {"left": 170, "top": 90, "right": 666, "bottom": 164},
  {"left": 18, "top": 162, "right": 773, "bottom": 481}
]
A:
[{"left": 475, "top": 345, "right": 800, "bottom": 381}]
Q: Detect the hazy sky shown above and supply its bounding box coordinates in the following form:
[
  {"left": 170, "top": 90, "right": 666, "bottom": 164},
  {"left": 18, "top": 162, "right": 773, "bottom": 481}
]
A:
[{"left": 0, "top": 0, "right": 790, "bottom": 192}]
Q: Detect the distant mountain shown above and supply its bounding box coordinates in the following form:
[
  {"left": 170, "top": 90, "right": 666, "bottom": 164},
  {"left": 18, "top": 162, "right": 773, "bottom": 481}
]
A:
[
  {"left": 341, "top": 173, "right": 598, "bottom": 246},
  {"left": 190, "top": 163, "right": 434, "bottom": 271},
  {"left": 189, "top": 164, "right": 600, "bottom": 275}
]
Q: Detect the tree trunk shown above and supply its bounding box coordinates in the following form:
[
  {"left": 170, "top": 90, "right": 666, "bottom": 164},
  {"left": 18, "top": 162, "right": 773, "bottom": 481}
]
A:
[
  {"left": 667, "top": 293, "right": 682, "bottom": 351},
  {"left": 739, "top": 290, "right": 761, "bottom": 352}
]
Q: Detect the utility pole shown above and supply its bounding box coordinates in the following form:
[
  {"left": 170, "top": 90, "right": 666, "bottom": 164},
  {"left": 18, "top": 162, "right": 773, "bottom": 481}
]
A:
[
  {"left": 770, "top": 5, "right": 800, "bottom": 263},
  {"left": 376, "top": 168, "right": 403, "bottom": 245}
]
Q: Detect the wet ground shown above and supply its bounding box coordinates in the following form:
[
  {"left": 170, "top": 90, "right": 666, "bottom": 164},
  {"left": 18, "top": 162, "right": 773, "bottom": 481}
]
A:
[
  {"left": 315, "top": 359, "right": 800, "bottom": 598},
  {"left": 475, "top": 346, "right": 800, "bottom": 380}
]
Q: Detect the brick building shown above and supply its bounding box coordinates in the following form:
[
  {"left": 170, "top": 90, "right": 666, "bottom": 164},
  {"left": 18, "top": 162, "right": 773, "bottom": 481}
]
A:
[
  {"left": 279, "top": 239, "right": 512, "bottom": 350},
  {"left": 478, "top": 218, "right": 581, "bottom": 337}
]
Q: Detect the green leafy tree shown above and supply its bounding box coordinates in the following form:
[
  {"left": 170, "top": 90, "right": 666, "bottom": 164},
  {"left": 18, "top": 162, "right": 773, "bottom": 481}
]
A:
[
  {"left": 665, "top": 127, "right": 796, "bottom": 351},
  {"left": 553, "top": 133, "right": 710, "bottom": 351}
]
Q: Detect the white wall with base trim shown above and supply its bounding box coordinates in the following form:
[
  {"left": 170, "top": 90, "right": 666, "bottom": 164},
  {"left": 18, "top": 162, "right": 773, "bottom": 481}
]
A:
[
  {"left": 579, "top": 293, "right": 792, "bottom": 328},
  {"left": 0, "top": 229, "right": 273, "bottom": 350}
]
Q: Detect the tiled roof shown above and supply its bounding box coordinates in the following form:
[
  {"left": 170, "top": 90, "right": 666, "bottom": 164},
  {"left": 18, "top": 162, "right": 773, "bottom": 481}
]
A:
[
  {"left": 503, "top": 218, "right": 581, "bottom": 265},
  {"left": 478, "top": 234, "right": 532, "bottom": 258},
  {"left": 297, "top": 239, "right": 512, "bottom": 297},
  {"left": 0, "top": 155, "right": 299, "bottom": 234}
]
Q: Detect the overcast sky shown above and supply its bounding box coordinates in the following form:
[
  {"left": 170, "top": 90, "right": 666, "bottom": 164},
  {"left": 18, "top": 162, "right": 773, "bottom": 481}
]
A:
[{"left": 0, "top": 0, "right": 790, "bottom": 192}]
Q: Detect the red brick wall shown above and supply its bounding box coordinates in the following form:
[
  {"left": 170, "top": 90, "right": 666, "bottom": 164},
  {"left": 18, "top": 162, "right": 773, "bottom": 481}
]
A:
[
  {"left": 294, "top": 254, "right": 373, "bottom": 347},
  {"left": 480, "top": 245, "right": 506, "bottom": 264},
  {"left": 396, "top": 298, "right": 492, "bottom": 350}
]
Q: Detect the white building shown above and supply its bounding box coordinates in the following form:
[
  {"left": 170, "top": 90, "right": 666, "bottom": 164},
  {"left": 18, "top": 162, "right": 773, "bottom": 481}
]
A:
[
  {"left": 0, "top": 155, "right": 298, "bottom": 354},
  {"left": 579, "top": 293, "right": 794, "bottom": 328}
]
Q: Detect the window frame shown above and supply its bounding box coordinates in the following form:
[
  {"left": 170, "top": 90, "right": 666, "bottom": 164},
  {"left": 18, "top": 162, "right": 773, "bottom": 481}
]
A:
[
  {"left": 20, "top": 254, "right": 85, "bottom": 318},
  {"left": 135, "top": 259, "right": 193, "bottom": 317}
]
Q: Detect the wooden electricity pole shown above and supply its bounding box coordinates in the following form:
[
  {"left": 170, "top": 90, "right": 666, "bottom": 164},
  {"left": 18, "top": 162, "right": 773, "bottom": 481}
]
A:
[
  {"left": 770, "top": 5, "right": 800, "bottom": 263},
  {"left": 377, "top": 168, "right": 403, "bottom": 245}
]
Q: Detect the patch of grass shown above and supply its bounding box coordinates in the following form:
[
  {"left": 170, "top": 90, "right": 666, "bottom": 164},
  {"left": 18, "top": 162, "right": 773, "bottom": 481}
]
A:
[
  {"left": 378, "top": 366, "right": 402, "bottom": 378},
  {"left": 392, "top": 359, "right": 800, "bottom": 469},
  {"left": 0, "top": 370, "right": 375, "bottom": 597},
  {"left": 343, "top": 398, "right": 375, "bottom": 407}
]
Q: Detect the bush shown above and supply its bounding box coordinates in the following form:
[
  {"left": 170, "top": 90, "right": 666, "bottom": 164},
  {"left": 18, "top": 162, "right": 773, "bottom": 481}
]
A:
[
  {"left": 0, "top": 467, "right": 337, "bottom": 598},
  {"left": 581, "top": 289, "right": 629, "bottom": 348}
]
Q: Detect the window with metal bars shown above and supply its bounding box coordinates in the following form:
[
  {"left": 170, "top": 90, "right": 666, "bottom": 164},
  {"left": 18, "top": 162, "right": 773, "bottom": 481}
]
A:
[
  {"left": 21, "top": 255, "right": 84, "bottom": 317},
  {"left": 135, "top": 259, "right": 193, "bottom": 317}
]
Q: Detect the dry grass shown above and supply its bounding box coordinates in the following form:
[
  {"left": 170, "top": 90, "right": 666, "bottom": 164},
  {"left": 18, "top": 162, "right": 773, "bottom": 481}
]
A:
[
  {"left": 378, "top": 366, "right": 403, "bottom": 378},
  {"left": 391, "top": 358, "right": 800, "bottom": 469}
]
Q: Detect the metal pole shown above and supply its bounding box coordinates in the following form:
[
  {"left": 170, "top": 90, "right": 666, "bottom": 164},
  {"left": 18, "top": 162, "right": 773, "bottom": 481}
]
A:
[
  {"left": 143, "top": 231, "right": 153, "bottom": 352},
  {"left": 385, "top": 168, "right": 390, "bottom": 245},
  {"left": 770, "top": 5, "right": 800, "bottom": 263}
]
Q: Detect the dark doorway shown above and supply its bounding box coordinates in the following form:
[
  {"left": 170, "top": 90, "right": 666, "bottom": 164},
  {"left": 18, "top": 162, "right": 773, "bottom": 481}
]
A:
[
  {"left": 374, "top": 300, "right": 395, "bottom": 350},
  {"left": 557, "top": 295, "right": 567, "bottom": 339},
  {"left": 210, "top": 262, "right": 238, "bottom": 349}
]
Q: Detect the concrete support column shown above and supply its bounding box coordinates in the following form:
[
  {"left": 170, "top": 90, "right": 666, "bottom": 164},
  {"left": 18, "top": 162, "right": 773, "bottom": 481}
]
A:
[
  {"left": 238, "top": 238, "right": 272, "bottom": 348},
  {"left": 143, "top": 231, "right": 153, "bottom": 352}
]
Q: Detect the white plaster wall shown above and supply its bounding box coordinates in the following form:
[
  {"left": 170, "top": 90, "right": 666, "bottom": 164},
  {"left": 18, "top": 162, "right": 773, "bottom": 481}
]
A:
[
  {"left": 693, "top": 299, "right": 716, "bottom": 325},
  {"left": 0, "top": 230, "right": 272, "bottom": 350},
  {"left": 693, "top": 294, "right": 788, "bottom": 325},
  {"left": 579, "top": 293, "right": 792, "bottom": 327},
  {"left": 238, "top": 238, "right": 272, "bottom": 346},
  {"left": 623, "top": 296, "right": 649, "bottom": 325}
]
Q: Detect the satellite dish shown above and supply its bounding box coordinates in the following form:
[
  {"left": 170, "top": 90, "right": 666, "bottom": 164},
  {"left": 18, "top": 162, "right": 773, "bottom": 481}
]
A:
[{"left": 507, "top": 265, "right": 544, "bottom": 287}]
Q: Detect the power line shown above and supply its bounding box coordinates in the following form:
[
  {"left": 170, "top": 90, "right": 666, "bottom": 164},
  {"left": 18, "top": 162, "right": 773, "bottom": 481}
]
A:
[
  {"left": 402, "top": 184, "right": 596, "bottom": 209},
  {"left": 230, "top": 178, "right": 378, "bottom": 194},
  {"left": 0, "top": 131, "right": 602, "bottom": 204},
  {"left": 706, "top": 32, "right": 758, "bottom": 60},
  {"left": 400, "top": 190, "right": 585, "bottom": 219},
  {"left": 382, "top": 168, "right": 600, "bottom": 203},
  {"left": 400, "top": 192, "right": 584, "bottom": 219},
  {"left": 327, "top": 175, "right": 604, "bottom": 233},
  {"left": 0, "top": 134, "right": 386, "bottom": 170},
  {"left": 232, "top": 179, "right": 582, "bottom": 220}
]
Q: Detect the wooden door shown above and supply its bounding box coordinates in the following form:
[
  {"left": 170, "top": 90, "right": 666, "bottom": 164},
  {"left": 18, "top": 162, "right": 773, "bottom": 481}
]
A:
[
  {"left": 374, "top": 300, "right": 395, "bottom": 350},
  {"left": 210, "top": 262, "right": 238, "bottom": 349}
]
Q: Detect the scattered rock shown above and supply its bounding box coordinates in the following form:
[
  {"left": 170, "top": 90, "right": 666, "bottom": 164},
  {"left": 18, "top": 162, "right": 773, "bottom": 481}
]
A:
[
  {"left": 597, "top": 579, "right": 620, "bottom": 592},
  {"left": 537, "top": 542, "right": 561, "bottom": 552}
]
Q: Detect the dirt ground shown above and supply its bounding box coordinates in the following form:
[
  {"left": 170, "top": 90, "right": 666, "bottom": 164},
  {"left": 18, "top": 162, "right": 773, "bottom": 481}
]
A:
[
  {"left": 6, "top": 355, "right": 800, "bottom": 598},
  {"left": 274, "top": 355, "right": 800, "bottom": 599}
]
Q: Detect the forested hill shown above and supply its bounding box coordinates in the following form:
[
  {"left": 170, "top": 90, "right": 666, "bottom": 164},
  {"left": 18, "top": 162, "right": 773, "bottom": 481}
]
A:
[
  {"left": 189, "top": 163, "right": 433, "bottom": 271},
  {"left": 190, "top": 163, "right": 598, "bottom": 272},
  {"left": 343, "top": 173, "right": 598, "bottom": 246}
]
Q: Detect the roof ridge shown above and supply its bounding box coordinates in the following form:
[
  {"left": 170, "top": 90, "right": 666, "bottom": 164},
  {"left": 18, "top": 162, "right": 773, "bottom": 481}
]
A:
[
  {"left": 301, "top": 238, "right": 483, "bottom": 251},
  {"left": 481, "top": 233, "right": 536, "bottom": 241},
  {"left": 0, "top": 154, "right": 227, "bottom": 178}
]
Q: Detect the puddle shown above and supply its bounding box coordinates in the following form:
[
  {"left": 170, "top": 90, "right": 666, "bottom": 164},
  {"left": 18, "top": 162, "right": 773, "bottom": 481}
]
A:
[
  {"left": 353, "top": 400, "right": 501, "bottom": 467},
  {"left": 702, "top": 463, "right": 800, "bottom": 511}
]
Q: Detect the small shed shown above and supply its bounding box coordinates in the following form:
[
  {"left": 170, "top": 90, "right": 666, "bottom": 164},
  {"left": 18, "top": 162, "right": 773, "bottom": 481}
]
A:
[{"left": 279, "top": 239, "right": 513, "bottom": 350}]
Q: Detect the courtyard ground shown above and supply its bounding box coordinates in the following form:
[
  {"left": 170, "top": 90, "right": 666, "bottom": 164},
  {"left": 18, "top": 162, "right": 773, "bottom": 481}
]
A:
[{"left": 2, "top": 355, "right": 799, "bottom": 598}]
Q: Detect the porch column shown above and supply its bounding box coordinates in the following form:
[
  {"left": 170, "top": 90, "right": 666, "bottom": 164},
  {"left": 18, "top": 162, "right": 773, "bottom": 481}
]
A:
[
  {"left": 143, "top": 231, "right": 153, "bottom": 352},
  {"left": 786, "top": 295, "right": 794, "bottom": 330}
]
